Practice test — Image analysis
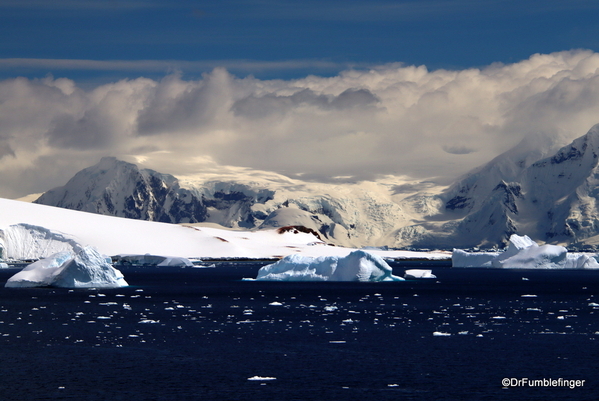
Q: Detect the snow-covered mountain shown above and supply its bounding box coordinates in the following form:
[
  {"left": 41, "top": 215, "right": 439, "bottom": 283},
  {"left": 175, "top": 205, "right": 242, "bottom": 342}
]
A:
[
  {"left": 34, "top": 158, "right": 434, "bottom": 248},
  {"left": 35, "top": 157, "right": 207, "bottom": 224},
  {"left": 32, "top": 124, "right": 599, "bottom": 249},
  {"left": 404, "top": 124, "right": 599, "bottom": 248}
]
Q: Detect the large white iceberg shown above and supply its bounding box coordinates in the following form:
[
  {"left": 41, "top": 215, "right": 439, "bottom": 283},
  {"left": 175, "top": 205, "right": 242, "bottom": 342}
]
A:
[
  {"left": 5, "top": 246, "right": 129, "bottom": 288},
  {"left": 254, "top": 250, "right": 404, "bottom": 281},
  {"left": 453, "top": 234, "right": 599, "bottom": 269}
]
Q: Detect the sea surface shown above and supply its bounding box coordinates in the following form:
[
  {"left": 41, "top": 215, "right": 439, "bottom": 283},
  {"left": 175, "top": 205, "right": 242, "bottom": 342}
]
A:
[{"left": 1, "top": 261, "right": 599, "bottom": 400}]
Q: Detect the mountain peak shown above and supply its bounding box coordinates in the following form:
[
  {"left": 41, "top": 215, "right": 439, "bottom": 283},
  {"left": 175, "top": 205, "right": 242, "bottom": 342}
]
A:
[{"left": 34, "top": 158, "right": 207, "bottom": 223}]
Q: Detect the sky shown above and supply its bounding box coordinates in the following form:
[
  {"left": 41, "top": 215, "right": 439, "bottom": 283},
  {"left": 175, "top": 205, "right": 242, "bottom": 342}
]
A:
[{"left": 2, "top": 0, "right": 599, "bottom": 198}]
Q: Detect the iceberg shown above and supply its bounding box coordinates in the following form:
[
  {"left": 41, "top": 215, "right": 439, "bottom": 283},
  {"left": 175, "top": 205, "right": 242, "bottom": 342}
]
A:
[
  {"left": 404, "top": 269, "right": 436, "bottom": 279},
  {"left": 254, "top": 250, "right": 404, "bottom": 281},
  {"left": 453, "top": 234, "right": 599, "bottom": 269},
  {"left": 113, "top": 254, "right": 193, "bottom": 267},
  {"left": 0, "top": 223, "right": 82, "bottom": 261},
  {"left": 5, "top": 246, "right": 128, "bottom": 288}
]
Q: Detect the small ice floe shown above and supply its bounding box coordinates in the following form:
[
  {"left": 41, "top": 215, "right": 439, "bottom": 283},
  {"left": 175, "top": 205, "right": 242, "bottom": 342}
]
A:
[
  {"left": 433, "top": 331, "right": 451, "bottom": 336},
  {"left": 404, "top": 269, "right": 436, "bottom": 279},
  {"left": 329, "top": 340, "right": 346, "bottom": 344},
  {"left": 247, "top": 376, "right": 276, "bottom": 381},
  {"left": 491, "top": 316, "right": 506, "bottom": 319},
  {"left": 268, "top": 301, "right": 283, "bottom": 306},
  {"left": 588, "top": 302, "right": 599, "bottom": 307},
  {"left": 138, "top": 319, "right": 159, "bottom": 324},
  {"left": 521, "top": 294, "right": 537, "bottom": 297}
]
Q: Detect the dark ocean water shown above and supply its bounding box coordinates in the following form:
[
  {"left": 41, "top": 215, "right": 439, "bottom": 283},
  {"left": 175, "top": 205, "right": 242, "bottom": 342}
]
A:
[{"left": 1, "top": 262, "right": 599, "bottom": 401}]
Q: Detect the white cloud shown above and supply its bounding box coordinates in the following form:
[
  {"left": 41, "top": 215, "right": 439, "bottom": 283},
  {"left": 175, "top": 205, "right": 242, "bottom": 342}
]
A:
[{"left": 2, "top": 50, "right": 599, "bottom": 198}]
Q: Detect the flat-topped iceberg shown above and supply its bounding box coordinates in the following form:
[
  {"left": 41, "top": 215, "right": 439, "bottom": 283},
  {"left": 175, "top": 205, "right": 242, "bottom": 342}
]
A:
[
  {"left": 404, "top": 269, "right": 436, "bottom": 279},
  {"left": 453, "top": 234, "right": 599, "bottom": 269},
  {"left": 5, "top": 246, "right": 128, "bottom": 288},
  {"left": 254, "top": 250, "right": 404, "bottom": 281}
]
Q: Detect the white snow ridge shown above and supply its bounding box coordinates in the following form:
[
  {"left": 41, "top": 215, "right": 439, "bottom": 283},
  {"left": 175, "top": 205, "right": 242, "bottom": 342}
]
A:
[
  {"left": 5, "top": 246, "right": 128, "bottom": 288},
  {"left": 253, "top": 250, "right": 404, "bottom": 281}
]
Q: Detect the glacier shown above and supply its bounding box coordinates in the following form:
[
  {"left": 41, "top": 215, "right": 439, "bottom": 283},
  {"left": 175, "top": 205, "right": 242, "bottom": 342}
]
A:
[
  {"left": 5, "top": 246, "right": 128, "bottom": 288},
  {"left": 253, "top": 250, "right": 404, "bottom": 282},
  {"left": 453, "top": 234, "right": 599, "bottom": 269}
]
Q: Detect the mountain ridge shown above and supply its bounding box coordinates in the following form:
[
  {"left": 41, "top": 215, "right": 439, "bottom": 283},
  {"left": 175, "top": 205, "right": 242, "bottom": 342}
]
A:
[{"left": 33, "top": 124, "right": 599, "bottom": 249}]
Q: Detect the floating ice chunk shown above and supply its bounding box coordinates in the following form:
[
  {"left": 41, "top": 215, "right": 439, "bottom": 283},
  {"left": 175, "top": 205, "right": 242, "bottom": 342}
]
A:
[
  {"left": 433, "top": 331, "right": 451, "bottom": 336},
  {"left": 451, "top": 249, "right": 498, "bottom": 268},
  {"left": 247, "top": 376, "right": 276, "bottom": 381},
  {"left": 255, "top": 250, "right": 404, "bottom": 282},
  {"left": 113, "top": 254, "right": 193, "bottom": 267},
  {"left": 453, "top": 234, "right": 599, "bottom": 269},
  {"left": 5, "top": 246, "right": 128, "bottom": 288},
  {"left": 404, "top": 269, "right": 436, "bottom": 279}
]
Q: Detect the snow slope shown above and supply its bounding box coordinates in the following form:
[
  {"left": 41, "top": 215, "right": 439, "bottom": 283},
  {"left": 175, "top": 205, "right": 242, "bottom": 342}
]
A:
[{"left": 0, "top": 198, "right": 448, "bottom": 261}]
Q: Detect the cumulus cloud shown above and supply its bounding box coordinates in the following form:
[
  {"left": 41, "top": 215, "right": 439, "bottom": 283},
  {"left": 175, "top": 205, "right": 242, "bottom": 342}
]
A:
[{"left": 3, "top": 50, "right": 599, "bottom": 198}]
